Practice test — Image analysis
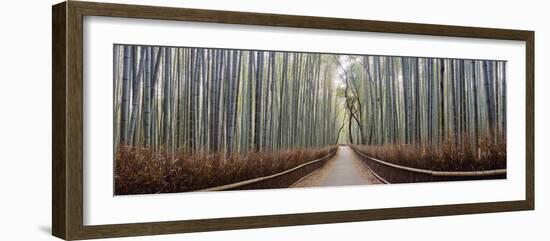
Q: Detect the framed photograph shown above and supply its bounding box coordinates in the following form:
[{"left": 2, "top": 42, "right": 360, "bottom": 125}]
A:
[{"left": 52, "top": 1, "right": 534, "bottom": 240}]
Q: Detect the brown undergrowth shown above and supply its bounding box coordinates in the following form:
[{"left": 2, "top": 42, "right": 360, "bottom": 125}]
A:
[
  {"left": 115, "top": 146, "right": 337, "bottom": 195},
  {"left": 351, "top": 135, "right": 506, "bottom": 172}
]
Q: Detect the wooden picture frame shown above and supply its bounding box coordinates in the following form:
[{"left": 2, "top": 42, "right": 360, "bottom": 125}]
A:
[{"left": 52, "top": 1, "right": 534, "bottom": 240}]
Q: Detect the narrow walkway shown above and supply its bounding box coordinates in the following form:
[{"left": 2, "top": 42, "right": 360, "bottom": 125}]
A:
[{"left": 292, "top": 146, "right": 383, "bottom": 188}]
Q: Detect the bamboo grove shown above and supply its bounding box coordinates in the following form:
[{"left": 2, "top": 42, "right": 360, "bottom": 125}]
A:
[
  {"left": 113, "top": 45, "right": 342, "bottom": 156},
  {"left": 114, "top": 44, "right": 507, "bottom": 193},
  {"left": 114, "top": 44, "right": 506, "bottom": 168},
  {"left": 336, "top": 55, "right": 507, "bottom": 154}
]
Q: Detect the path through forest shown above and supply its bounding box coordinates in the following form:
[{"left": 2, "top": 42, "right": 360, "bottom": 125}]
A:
[{"left": 292, "top": 146, "right": 383, "bottom": 188}]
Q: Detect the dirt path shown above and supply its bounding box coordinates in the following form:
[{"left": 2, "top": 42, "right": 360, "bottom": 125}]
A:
[{"left": 292, "top": 146, "right": 383, "bottom": 188}]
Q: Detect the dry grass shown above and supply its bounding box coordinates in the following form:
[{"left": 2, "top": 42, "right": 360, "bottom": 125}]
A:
[
  {"left": 115, "top": 146, "right": 337, "bottom": 195},
  {"left": 351, "top": 135, "right": 506, "bottom": 172}
]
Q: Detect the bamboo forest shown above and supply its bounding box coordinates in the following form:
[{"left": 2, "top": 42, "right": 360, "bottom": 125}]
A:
[{"left": 114, "top": 44, "right": 507, "bottom": 195}]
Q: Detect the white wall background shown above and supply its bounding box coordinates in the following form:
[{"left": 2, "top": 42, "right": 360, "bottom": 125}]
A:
[{"left": 0, "top": 0, "right": 547, "bottom": 240}]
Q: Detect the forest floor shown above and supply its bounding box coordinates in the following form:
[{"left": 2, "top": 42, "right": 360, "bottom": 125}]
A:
[
  {"left": 292, "top": 146, "right": 383, "bottom": 188},
  {"left": 115, "top": 145, "right": 337, "bottom": 194}
]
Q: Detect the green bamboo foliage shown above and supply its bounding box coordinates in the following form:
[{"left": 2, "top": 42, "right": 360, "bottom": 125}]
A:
[
  {"left": 114, "top": 45, "right": 342, "bottom": 155},
  {"left": 338, "top": 55, "right": 506, "bottom": 153},
  {"left": 114, "top": 44, "right": 506, "bottom": 159}
]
